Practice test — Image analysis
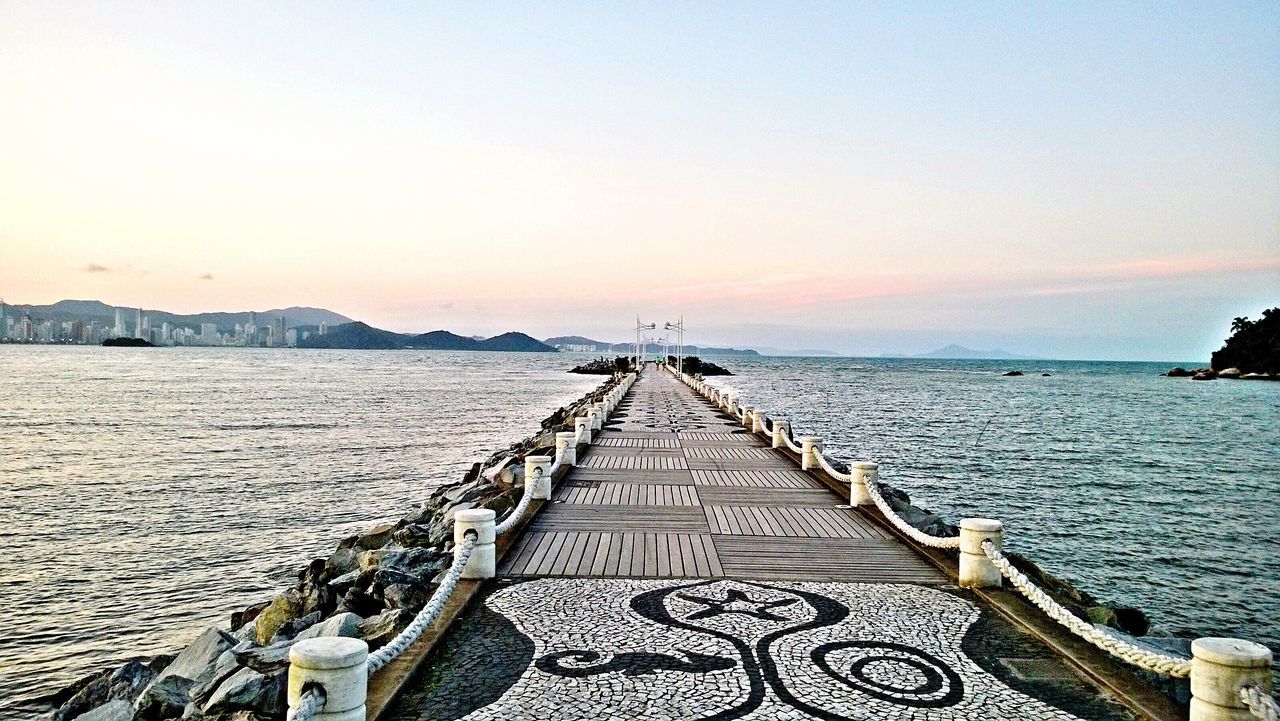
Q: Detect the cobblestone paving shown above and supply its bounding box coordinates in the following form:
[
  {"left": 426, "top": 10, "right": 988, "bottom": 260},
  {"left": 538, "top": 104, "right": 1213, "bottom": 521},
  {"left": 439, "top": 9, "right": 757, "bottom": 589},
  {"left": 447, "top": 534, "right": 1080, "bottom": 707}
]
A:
[{"left": 390, "top": 578, "right": 1137, "bottom": 721}]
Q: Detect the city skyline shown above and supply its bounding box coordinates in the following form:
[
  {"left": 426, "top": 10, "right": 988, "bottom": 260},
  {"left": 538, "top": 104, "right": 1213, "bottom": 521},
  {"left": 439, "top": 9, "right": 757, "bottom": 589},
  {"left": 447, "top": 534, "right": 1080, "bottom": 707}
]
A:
[{"left": 1, "top": 3, "right": 1276, "bottom": 360}]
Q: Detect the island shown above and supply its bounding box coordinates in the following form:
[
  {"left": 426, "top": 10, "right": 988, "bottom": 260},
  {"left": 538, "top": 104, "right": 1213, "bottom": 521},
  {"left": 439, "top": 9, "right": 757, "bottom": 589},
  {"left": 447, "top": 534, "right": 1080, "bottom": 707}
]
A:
[{"left": 1167, "top": 307, "right": 1278, "bottom": 380}]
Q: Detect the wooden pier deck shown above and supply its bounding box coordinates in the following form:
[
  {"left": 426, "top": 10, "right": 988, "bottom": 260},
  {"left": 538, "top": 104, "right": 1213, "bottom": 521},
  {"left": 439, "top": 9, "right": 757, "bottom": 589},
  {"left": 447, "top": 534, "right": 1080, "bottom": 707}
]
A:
[
  {"left": 499, "top": 370, "right": 943, "bottom": 584},
  {"left": 387, "top": 368, "right": 1169, "bottom": 721}
]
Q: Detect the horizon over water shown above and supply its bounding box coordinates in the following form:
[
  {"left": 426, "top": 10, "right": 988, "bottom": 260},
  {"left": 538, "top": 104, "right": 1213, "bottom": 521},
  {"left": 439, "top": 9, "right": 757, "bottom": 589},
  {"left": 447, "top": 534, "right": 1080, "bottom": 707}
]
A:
[{"left": 1, "top": 347, "right": 1276, "bottom": 718}]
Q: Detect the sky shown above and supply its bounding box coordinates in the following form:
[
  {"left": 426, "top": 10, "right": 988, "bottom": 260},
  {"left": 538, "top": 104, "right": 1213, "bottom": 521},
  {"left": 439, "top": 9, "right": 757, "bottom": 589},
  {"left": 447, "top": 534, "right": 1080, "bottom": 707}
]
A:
[{"left": 0, "top": 2, "right": 1276, "bottom": 360}]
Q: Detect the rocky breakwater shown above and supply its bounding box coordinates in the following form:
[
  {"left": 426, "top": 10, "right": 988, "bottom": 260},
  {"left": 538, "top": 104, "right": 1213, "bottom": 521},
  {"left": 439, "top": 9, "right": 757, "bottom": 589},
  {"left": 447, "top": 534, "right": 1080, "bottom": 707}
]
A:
[
  {"left": 48, "top": 375, "right": 626, "bottom": 721},
  {"left": 568, "top": 356, "right": 633, "bottom": 375},
  {"left": 669, "top": 355, "right": 732, "bottom": 376}
]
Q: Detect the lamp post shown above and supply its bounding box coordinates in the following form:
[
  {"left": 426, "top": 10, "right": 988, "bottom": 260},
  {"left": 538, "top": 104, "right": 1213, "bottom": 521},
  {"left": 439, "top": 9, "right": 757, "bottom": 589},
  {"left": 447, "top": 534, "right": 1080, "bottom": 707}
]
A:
[
  {"left": 634, "top": 318, "right": 655, "bottom": 369},
  {"left": 664, "top": 317, "right": 685, "bottom": 375}
]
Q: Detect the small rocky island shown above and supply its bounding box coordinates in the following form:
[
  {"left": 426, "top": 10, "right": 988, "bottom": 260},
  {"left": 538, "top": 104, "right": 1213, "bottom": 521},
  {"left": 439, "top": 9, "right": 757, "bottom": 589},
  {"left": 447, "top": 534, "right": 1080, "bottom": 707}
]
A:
[
  {"left": 102, "top": 337, "right": 154, "bottom": 347},
  {"left": 568, "top": 355, "right": 733, "bottom": 376},
  {"left": 1167, "top": 307, "right": 1278, "bottom": 380}
]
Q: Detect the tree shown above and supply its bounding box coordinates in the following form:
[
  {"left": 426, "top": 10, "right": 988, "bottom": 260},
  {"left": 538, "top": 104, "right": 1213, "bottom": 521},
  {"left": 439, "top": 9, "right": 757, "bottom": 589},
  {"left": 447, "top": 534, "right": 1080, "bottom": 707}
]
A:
[{"left": 1211, "top": 308, "right": 1279, "bottom": 375}]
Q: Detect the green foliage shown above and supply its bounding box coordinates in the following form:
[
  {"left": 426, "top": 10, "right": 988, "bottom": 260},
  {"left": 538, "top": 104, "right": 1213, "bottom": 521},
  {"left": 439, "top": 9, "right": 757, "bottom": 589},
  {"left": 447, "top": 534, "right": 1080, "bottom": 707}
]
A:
[{"left": 1211, "top": 308, "right": 1279, "bottom": 374}]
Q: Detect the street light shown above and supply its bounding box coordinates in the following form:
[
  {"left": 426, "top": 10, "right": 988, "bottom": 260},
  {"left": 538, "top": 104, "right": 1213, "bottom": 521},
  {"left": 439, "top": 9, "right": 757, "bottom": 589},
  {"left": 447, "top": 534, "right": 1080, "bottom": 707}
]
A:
[
  {"left": 664, "top": 316, "right": 685, "bottom": 375},
  {"left": 634, "top": 317, "right": 656, "bottom": 369}
]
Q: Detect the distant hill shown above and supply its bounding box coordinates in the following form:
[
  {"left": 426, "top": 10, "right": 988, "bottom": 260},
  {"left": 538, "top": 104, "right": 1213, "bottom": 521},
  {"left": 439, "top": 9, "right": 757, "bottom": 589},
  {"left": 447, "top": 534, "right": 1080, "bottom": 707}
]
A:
[
  {"left": 300, "top": 323, "right": 557, "bottom": 352},
  {"left": 888, "top": 344, "right": 1039, "bottom": 360},
  {"left": 3, "top": 298, "right": 353, "bottom": 332},
  {"left": 544, "top": 335, "right": 617, "bottom": 350}
]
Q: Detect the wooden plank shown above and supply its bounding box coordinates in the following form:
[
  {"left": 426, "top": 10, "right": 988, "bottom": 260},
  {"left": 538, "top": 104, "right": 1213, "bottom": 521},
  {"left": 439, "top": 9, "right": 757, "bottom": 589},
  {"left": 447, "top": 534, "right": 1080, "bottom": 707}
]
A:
[
  {"left": 711, "top": 535, "right": 945, "bottom": 583},
  {"left": 696, "top": 486, "right": 839, "bottom": 507}
]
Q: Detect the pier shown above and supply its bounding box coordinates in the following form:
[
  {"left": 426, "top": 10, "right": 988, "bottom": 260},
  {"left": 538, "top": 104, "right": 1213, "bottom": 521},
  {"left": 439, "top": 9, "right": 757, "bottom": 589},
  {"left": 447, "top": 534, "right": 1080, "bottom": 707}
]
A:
[{"left": 285, "top": 367, "right": 1274, "bottom": 721}]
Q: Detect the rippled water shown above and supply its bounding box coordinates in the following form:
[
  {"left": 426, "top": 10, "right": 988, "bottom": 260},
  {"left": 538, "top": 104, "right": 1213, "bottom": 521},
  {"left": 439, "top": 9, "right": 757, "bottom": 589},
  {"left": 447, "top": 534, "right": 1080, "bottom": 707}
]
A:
[
  {"left": 703, "top": 357, "right": 1280, "bottom": 657},
  {"left": 0, "top": 346, "right": 601, "bottom": 718}
]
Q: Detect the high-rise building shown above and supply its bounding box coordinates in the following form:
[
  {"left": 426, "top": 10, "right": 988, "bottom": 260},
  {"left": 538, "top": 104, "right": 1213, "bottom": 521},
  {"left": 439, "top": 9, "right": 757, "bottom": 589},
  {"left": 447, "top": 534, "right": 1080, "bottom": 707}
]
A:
[
  {"left": 200, "top": 323, "right": 218, "bottom": 345},
  {"left": 271, "top": 316, "right": 286, "bottom": 348},
  {"left": 161, "top": 322, "right": 172, "bottom": 345},
  {"left": 318, "top": 321, "right": 327, "bottom": 336},
  {"left": 114, "top": 308, "right": 127, "bottom": 337},
  {"left": 134, "top": 307, "right": 144, "bottom": 339}
]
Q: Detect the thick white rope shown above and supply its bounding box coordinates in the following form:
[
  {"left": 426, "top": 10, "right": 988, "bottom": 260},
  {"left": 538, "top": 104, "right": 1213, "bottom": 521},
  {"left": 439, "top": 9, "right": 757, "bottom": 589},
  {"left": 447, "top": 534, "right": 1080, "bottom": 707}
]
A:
[
  {"left": 980, "top": 539, "right": 1191, "bottom": 677},
  {"left": 495, "top": 466, "right": 540, "bottom": 536},
  {"left": 286, "top": 686, "right": 325, "bottom": 721},
  {"left": 366, "top": 530, "right": 478, "bottom": 676},
  {"left": 815, "top": 452, "right": 853, "bottom": 483},
  {"left": 860, "top": 472, "right": 962, "bottom": 549},
  {"left": 1241, "top": 685, "right": 1280, "bottom": 721},
  {"left": 782, "top": 433, "right": 804, "bottom": 453}
]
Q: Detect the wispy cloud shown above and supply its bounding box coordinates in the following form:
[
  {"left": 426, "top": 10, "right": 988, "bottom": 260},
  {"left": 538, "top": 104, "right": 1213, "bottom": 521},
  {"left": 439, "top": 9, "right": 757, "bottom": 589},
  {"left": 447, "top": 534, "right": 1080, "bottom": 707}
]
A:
[
  {"left": 198, "top": 273, "right": 214, "bottom": 281},
  {"left": 84, "top": 263, "right": 111, "bottom": 272}
]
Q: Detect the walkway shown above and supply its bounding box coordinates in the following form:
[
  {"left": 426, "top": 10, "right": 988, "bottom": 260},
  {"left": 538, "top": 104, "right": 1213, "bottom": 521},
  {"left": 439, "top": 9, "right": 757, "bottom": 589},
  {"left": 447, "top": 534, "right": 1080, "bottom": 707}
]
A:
[{"left": 388, "top": 369, "right": 1142, "bottom": 721}]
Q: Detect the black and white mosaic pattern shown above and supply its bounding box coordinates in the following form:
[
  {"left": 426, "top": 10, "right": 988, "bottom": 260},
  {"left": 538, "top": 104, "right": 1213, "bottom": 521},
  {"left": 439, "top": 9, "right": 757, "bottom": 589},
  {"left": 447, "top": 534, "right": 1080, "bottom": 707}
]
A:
[{"left": 438, "top": 579, "right": 1086, "bottom": 721}]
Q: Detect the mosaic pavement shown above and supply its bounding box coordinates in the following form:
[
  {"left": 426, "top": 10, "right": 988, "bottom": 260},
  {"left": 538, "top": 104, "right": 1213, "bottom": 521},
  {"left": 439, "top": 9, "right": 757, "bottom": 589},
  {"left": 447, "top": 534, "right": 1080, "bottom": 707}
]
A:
[{"left": 390, "top": 578, "right": 1138, "bottom": 721}]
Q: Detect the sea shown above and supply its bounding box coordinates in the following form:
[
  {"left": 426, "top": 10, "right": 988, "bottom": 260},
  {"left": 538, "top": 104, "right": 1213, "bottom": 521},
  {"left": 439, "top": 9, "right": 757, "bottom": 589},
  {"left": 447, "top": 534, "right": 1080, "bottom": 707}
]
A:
[{"left": 0, "top": 347, "right": 1276, "bottom": 717}]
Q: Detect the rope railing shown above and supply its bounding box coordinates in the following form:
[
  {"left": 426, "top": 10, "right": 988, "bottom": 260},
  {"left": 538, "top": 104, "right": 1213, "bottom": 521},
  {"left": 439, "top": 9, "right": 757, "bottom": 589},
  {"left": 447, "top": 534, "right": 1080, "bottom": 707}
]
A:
[
  {"left": 980, "top": 539, "right": 1192, "bottom": 676},
  {"left": 495, "top": 466, "right": 541, "bottom": 536},
  {"left": 859, "top": 471, "right": 962, "bottom": 549},
  {"left": 365, "top": 529, "right": 479, "bottom": 675},
  {"left": 1242, "top": 685, "right": 1280, "bottom": 721},
  {"left": 814, "top": 452, "right": 852, "bottom": 483},
  {"left": 285, "top": 686, "right": 325, "bottom": 721}
]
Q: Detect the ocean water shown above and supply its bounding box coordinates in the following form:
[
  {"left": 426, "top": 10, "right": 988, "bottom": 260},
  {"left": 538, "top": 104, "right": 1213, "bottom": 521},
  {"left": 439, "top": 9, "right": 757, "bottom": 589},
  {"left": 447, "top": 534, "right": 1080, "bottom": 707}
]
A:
[
  {"left": 702, "top": 357, "right": 1280, "bottom": 657},
  {"left": 2, "top": 350, "right": 1276, "bottom": 718},
  {"left": 0, "top": 347, "right": 602, "bottom": 719}
]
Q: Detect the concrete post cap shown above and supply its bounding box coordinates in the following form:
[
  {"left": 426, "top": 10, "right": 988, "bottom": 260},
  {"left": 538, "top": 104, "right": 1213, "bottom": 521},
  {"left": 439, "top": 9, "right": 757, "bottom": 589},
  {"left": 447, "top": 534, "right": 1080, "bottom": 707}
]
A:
[
  {"left": 1192, "top": 638, "right": 1273, "bottom": 667},
  {"left": 290, "top": 637, "right": 368, "bottom": 669},
  {"left": 525, "top": 455, "right": 553, "bottom": 464},
  {"left": 850, "top": 462, "right": 879, "bottom": 470},
  {"left": 959, "top": 518, "right": 1003, "bottom": 533},
  {"left": 456, "top": 508, "right": 496, "bottom": 523},
  {"left": 555, "top": 432, "right": 576, "bottom": 440},
  {"left": 799, "top": 437, "right": 821, "bottom": 444}
]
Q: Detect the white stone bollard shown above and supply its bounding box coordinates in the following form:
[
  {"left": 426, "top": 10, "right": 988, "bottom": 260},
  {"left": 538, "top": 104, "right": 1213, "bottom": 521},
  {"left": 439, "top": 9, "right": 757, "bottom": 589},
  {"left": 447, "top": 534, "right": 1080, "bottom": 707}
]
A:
[
  {"left": 588, "top": 405, "right": 603, "bottom": 431},
  {"left": 850, "top": 462, "right": 877, "bottom": 506},
  {"left": 799, "top": 437, "right": 822, "bottom": 470},
  {"left": 752, "top": 411, "right": 767, "bottom": 434},
  {"left": 958, "top": 518, "right": 1003, "bottom": 589},
  {"left": 288, "top": 637, "right": 369, "bottom": 721},
  {"left": 772, "top": 420, "right": 791, "bottom": 449},
  {"left": 1190, "top": 638, "right": 1273, "bottom": 721},
  {"left": 741, "top": 406, "right": 754, "bottom": 429},
  {"left": 454, "top": 509, "right": 496, "bottom": 579},
  {"left": 525, "top": 455, "right": 553, "bottom": 500},
  {"left": 727, "top": 396, "right": 739, "bottom": 417},
  {"left": 575, "top": 416, "right": 592, "bottom": 445},
  {"left": 555, "top": 432, "right": 577, "bottom": 466}
]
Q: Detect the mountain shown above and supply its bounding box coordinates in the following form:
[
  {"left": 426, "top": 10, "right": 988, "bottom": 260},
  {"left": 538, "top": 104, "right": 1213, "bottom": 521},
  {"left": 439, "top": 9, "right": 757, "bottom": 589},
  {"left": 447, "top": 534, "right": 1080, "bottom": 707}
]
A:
[
  {"left": 479, "top": 332, "right": 557, "bottom": 352},
  {"left": 407, "top": 330, "right": 481, "bottom": 350},
  {"left": 3, "top": 299, "right": 353, "bottom": 331},
  {"left": 897, "top": 344, "right": 1039, "bottom": 360},
  {"left": 544, "top": 335, "right": 617, "bottom": 350},
  {"left": 297, "top": 321, "right": 405, "bottom": 350},
  {"left": 299, "top": 323, "right": 558, "bottom": 352}
]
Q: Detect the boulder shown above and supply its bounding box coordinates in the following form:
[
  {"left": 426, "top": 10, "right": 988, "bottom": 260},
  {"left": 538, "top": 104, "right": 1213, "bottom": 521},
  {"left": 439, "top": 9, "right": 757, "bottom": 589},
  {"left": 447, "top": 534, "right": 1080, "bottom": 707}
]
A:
[
  {"left": 1191, "top": 369, "right": 1217, "bottom": 381},
  {"left": 231, "top": 639, "right": 295, "bottom": 674},
  {"left": 327, "top": 569, "right": 360, "bottom": 594},
  {"left": 269, "top": 610, "right": 321, "bottom": 643},
  {"left": 294, "top": 612, "right": 363, "bottom": 641},
  {"left": 382, "top": 582, "right": 432, "bottom": 610},
  {"left": 57, "top": 659, "right": 158, "bottom": 721},
  {"left": 1217, "top": 367, "right": 1243, "bottom": 379},
  {"left": 133, "top": 674, "right": 192, "bottom": 720},
  {"left": 136, "top": 627, "right": 235, "bottom": 716},
  {"left": 201, "top": 667, "right": 286, "bottom": 718},
  {"left": 230, "top": 601, "right": 269, "bottom": 632},
  {"left": 1166, "top": 367, "right": 1193, "bottom": 377},
  {"left": 73, "top": 699, "right": 134, "bottom": 721},
  {"left": 391, "top": 523, "right": 437, "bottom": 549},
  {"left": 325, "top": 547, "right": 360, "bottom": 575},
  {"left": 254, "top": 590, "right": 304, "bottom": 644},
  {"left": 336, "top": 586, "right": 382, "bottom": 617},
  {"left": 1241, "top": 372, "right": 1274, "bottom": 380},
  {"left": 355, "top": 522, "right": 398, "bottom": 550},
  {"left": 358, "top": 608, "right": 414, "bottom": 649},
  {"left": 295, "top": 559, "right": 337, "bottom": 618},
  {"left": 187, "top": 649, "right": 243, "bottom": 708},
  {"left": 378, "top": 548, "right": 448, "bottom": 580},
  {"left": 1002, "top": 370, "right": 1024, "bottom": 377}
]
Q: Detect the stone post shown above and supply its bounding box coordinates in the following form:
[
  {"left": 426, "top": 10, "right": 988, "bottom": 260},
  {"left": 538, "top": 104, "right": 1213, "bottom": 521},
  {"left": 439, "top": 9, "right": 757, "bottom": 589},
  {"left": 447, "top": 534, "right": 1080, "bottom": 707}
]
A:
[
  {"left": 741, "top": 406, "right": 754, "bottom": 429},
  {"left": 959, "top": 518, "right": 1003, "bottom": 588},
  {"left": 799, "top": 437, "right": 822, "bottom": 470},
  {"left": 752, "top": 411, "right": 767, "bottom": 434},
  {"left": 574, "top": 416, "right": 592, "bottom": 445},
  {"left": 850, "top": 462, "right": 877, "bottom": 506},
  {"left": 1190, "top": 638, "right": 1273, "bottom": 721},
  {"left": 772, "top": 420, "right": 791, "bottom": 449},
  {"left": 525, "top": 455, "right": 553, "bottom": 500},
  {"left": 727, "top": 396, "right": 739, "bottom": 417},
  {"left": 589, "top": 404, "right": 603, "bottom": 431},
  {"left": 288, "top": 637, "right": 368, "bottom": 721},
  {"left": 555, "top": 432, "right": 577, "bottom": 467},
  {"left": 454, "top": 509, "right": 496, "bottom": 579}
]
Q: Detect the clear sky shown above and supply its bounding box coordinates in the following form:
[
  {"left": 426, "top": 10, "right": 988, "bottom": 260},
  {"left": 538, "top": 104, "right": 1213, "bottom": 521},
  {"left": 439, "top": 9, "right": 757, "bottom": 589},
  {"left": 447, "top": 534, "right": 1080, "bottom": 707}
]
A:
[{"left": 1, "top": 2, "right": 1276, "bottom": 360}]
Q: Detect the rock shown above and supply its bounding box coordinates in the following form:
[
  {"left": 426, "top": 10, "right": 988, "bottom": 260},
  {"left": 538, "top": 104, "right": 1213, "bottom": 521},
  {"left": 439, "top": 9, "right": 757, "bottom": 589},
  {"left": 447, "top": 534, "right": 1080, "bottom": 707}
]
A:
[
  {"left": 327, "top": 569, "right": 360, "bottom": 594},
  {"left": 294, "top": 612, "right": 363, "bottom": 641},
  {"left": 269, "top": 610, "right": 321, "bottom": 643},
  {"left": 325, "top": 547, "right": 360, "bottom": 575},
  {"left": 230, "top": 601, "right": 269, "bottom": 632},
  {"left": 133, "top": 674, "right": 192, "bottom": 720},
  {"left": 73, "top": 699, "right": 134, "bottom": 721},
  {"left": 187, "top": 650, "right": 243, "bottom": 708},
  {"left": 1041, "top": 373, "right": 1051, "bottom": 377},
  {"left": 56, "top": 659, "right": 157, "bottom": 721},
  {"left": 382, "top": 582, "right": 432, "bottom": 610},
  {"left": 1166, "top": 367, "right": 1193, "bottom": 377},
  {"left": 1112, "top": 605, "right": 1152, "bottom": 636},
  {"left": 254, "top": 589, "right": 304, "bottom": 644},
  {"left": 1002, "top": 370, "right": 1024, "bottom": 376},
  {"left": 336, "top": 586, "right": 382, "bottom": 617},
  {"left": 1192, "top": 369, "right": 1217, "bottom": 380},
  {"left": 355, "top": 522, "right": 398, "bottom": 550},
  {"left": 391, "top": 523, "right": 437, "bottom": 549},
  {"left": 1241, "top": 372, "right": 1274, "bottom": 380},
  {"left": 1086, "top": 605, "right": 1118, "bottom": 628},
  {"left": 231, "top": 639, "right": 295, "bottom": 674},
  {"left": 357, "top": 608, "right": 414, "bottom": 649},
  {"left": 378, "top": 547, "right": 448, "bottom": 580},
  {"left": 295, "top": 559, "right": 337, "bottom": 618},
  {"left": 1217, "top": 367, "right": 1242, "bottom": 379},
  {"left": 200, "top": 667, "right": 285, "bottom": 718}
]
